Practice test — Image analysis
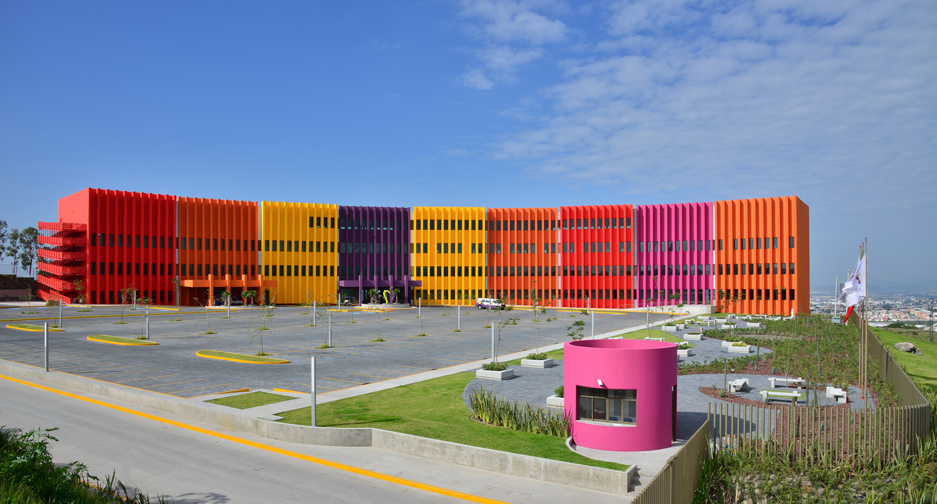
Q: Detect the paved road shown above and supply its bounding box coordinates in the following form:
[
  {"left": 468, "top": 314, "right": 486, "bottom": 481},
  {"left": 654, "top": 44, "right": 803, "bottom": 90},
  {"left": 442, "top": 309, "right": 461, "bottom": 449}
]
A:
[{"left": 0, "top": 372, "right": 628, "bottom": 504}]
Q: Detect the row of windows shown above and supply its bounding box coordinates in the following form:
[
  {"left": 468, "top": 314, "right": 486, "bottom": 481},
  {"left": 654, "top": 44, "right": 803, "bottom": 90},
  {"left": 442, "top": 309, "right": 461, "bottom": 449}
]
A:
[
  {"left": 562, "top": 265, "right": 632, "bottom": 277},
  {"left": 264, "top": 240, "right": 335, "bottom": 253},
  {"left": 562, "top": 217, "right": 631, "bottom": 230},
  {"left": 639, "top": 239, "right": 712, "bottom": 253},
  {"left": 719, "top": 288, "right": 796, "bottom": 302},
  {"left": 563, "top": 242, "right": 631, "bottom": 254},
  {"left": 491, "top": 242, "right": 559, "bottom": 254},
  {"left": 490, "top": 266, "right": 559, "bottom": 277},
  {"left": 179, "top": 237, "right": 256, "bottom": 252},
  {"left": 638, "top": 289, "right": 712, "bottom": 304},
  {"left": 413, "top": 266, "right": 483, "bottom": 277},
  {"left": 414, "top": 219, "right": 485, "bottom": 231},
  {"left": 638, "top": 264, "right": 710, "bottom": 276},
  {"left": 415, "top": 288, "right": 479, "bottom": 301},
  {"left": 411, "top": 242, "right": 485, "bottom": 254},
  {"left": 340, "top": 242, "right": 404, "bottom": 254},
  {"left": 718, "top": 263, "right": 795, "bottom": 275},
  {"left": 264, "top": 265, "right": 335, "bottom": 277},
  {"left": 340, "top": 265, "right": 404, "bottom": 278},
  {"left": 339, "top": 218, "right": 406, "bottom": 231},
  {"left": 90, "top": 262, "right": 174, "bottom": 276},
  {"left": 733, "top": 237, "right": 795, "bottom": 250},
  {"left": 90, "top": 233, "right": 172, "bottom": 249},
  {"left": 308, "top": 216, "right": 336, "bottom": 229},
  {"left": 491, "top": 219, "right": 556, "bottom": 232},
  {"left": 179, "top": 264, "right": 255, "bottom": 277}
]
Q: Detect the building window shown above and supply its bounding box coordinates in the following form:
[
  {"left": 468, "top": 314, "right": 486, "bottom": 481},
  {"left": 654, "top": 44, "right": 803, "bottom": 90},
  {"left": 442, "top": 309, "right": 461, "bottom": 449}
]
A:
[
  {"left": 577, "top": 387, "right": 636, "bottom": 425},
  {"left": 789, "top": 263, "right": 795, "bottom": 274}
]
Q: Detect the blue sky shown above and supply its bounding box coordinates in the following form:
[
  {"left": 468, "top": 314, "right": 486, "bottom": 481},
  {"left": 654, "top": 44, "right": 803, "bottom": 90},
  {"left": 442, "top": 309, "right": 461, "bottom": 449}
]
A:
[{"left": 1, "top": 0, "right": 935, "bottom": 292}]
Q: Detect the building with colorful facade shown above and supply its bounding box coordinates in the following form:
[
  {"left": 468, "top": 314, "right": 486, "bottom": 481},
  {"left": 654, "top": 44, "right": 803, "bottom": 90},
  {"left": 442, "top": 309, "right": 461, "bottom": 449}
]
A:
[{"left": 37, "top": 188, "right": 810, "bottom": 315}]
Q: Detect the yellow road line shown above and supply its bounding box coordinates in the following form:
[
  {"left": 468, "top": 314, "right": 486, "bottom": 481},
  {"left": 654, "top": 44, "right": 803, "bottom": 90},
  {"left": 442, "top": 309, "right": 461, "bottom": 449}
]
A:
[
  {"left": 394, "top": 364, "right": 429, "bottom": 371},
  {"left": 170, "top": 382, "right": 236, "bottom": 395},
  {"left": 148, "top": 378, "right": 205, "bottom": 388},
  {"left": 321, "top": 376, "right": 363, "bottom": 385},
  {"left": 348, "top": 372, "right": 395, "bottom": 380},
  {"left": 295, "top": 381, "right": 337, "bottom": 391},
  {"left": 117, "top": 373, "right": 181, "bottom": 384},
  {"left": 0, "top": 373, "right": 506, "bottom": 503}
]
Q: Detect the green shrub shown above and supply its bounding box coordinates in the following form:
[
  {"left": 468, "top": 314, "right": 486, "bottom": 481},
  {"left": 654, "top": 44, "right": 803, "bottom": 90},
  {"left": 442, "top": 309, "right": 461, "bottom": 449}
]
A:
[
  {"left": 482, "top": 361, "right": 507, "bottom": 371},
  {"left": 469, "top": 388, "right": 569, "bottom": 437},
  {"left": 554, "top": 385, "right": 564, "bottom": 398},
  {"left": 526, "top": 352, "right": 548, "bottom": 360}
]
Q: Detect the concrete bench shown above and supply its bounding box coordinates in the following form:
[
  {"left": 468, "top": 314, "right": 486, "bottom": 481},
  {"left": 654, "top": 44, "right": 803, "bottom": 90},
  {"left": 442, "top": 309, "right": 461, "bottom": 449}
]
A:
[
  {"left": 662, "top": 325, "right": 681, "bottom": 332},
  {"left": 729, "top": 378, "right": 750, "bottom": 393},
  {"left": 683, "top": 333, "right": 703, "bottom": 341},
  {"left": 643, "top": 336, "right": 665, "bottom": 341},
  {"left": 825, "top": 386, "right": 848, "bottom": 404},
  {"left": 721, "top": 340, "right": 741, "bottom": 348},
  {"left": 769, "top": 377, "right": 805, "bottom": 389},
  {"left": 760, "top": 390, "right": 801, "bottom": 403}
]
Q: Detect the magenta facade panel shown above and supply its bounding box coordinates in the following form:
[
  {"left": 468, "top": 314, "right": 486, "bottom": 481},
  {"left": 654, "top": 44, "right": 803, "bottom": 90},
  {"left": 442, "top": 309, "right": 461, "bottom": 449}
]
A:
[{"left": 634, "top": 202, "right": 714, "bottom": 308}]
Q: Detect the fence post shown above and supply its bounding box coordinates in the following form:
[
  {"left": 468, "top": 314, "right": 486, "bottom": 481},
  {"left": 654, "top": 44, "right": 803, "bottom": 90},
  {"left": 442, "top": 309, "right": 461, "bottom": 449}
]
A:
[{"left": 44, "top": 322, "right": 49, "bottom": 372}]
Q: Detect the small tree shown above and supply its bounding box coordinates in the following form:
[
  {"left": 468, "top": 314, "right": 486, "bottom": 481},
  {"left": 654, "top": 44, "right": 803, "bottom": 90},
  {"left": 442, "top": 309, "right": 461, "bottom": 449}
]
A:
[
  {"left": 18, "top": 227, "right": 38, "bottom": 277},
  {"left": 6, "top": 228, "right": 21, "bottom": 276},
  {"left": 530, "top": 280, "right": 541, "bottom": 321},
  {"left": 72, "top": 278, "right": 86, "bottom": 304},
  {"left": 171, "top": 276, "right": 180, "bottom": 307},
  {"left": 249, "top": 290, "right": 277, "bottom": 355},
  {"left": 567, "top": 319, "right": 585, "bottom": 340},
  {"left": 242, "top": 289, "right": 257, "bottom": 307},
  {"left": 484, "top": 314, "right": 519, "bottom": 369},
  {"left": 220, "top": 290, "right": 232, "bottom": 318}
]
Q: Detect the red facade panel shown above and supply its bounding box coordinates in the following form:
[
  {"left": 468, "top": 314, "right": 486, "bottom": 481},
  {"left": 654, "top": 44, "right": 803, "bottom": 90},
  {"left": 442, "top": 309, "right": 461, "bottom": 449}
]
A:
[
  {"left": 82, "top": 189, "right": 177, "bottom": 305},
  {"left": 558, "top": 205, "right": 634, "bottom": 309},
  {"left": 486, "top": 208, "right": 559, "bottom": 306}
]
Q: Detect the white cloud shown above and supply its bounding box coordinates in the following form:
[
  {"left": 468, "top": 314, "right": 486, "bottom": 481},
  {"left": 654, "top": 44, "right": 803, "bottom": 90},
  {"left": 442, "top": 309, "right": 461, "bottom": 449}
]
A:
[
  {"left": 456, "top": 0, "right": 568, "bottom": 88},
  {"left": 460, "top": 68, "right": 495, "bottom": 90},
  {"left": 459, "top": 0, "right": 568, "bottom": 44}
]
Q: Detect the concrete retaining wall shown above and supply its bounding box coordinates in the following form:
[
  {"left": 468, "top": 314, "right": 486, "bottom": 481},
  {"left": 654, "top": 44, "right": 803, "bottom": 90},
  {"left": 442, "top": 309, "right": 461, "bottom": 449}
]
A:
[{"left": 0, "top": 359, "right": 633, "bottom": 495}]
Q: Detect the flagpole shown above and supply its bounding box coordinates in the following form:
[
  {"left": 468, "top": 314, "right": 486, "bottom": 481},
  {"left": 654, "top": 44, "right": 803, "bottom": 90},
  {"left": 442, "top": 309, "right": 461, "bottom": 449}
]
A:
[{"left": 864, "top": 237, "right": 869, "bottom": 410}]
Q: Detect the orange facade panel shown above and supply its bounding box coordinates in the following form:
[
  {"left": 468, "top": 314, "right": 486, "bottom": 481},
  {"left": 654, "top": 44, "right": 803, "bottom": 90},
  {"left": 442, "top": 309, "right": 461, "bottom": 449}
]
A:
[
  {"left": 714, "top": 196, "right": 809, "bottom": 315},
  {"left": 178, "top": 197, "right": 261, "bottom": 306},
  {"left": 486, "top": 207, "right": 559, "bottom": 306}
]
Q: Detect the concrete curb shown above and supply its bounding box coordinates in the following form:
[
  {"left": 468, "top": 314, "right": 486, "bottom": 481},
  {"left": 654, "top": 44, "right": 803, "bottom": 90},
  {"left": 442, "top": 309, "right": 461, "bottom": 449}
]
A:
[{"left": 0, "top": 358, "right": 636, "bottom": 496}]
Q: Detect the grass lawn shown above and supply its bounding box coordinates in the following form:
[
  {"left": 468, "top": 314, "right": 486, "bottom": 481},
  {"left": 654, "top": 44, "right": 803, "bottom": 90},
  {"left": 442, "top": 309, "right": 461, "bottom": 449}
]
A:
[
  {"left": 195, "top": 349, "right": 289, "bottom": 364},
  {"left": 87, "top": 334, "right": 157, "bottom": 346},
  {"left": 207, "top": 391, "right": 295, "bottom": 409},
  {"left": 276, "top": 372, "right": 629, "bottom": 472},
  {"left": 872, "top": 328, "right": 937, "bottom": 394}
]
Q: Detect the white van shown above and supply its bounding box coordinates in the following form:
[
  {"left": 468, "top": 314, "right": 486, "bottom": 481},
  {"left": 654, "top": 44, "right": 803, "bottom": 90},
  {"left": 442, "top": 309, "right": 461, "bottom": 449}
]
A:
[{"left": 475, "top": 298, "right": 505, "bottom": 310}]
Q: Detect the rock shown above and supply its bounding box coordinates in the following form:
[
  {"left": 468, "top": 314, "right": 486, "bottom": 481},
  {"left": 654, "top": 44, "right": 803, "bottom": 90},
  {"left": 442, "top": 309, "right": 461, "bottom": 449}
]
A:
[{"left": 893, "top": 342, "right": 916, "bottom": 353}]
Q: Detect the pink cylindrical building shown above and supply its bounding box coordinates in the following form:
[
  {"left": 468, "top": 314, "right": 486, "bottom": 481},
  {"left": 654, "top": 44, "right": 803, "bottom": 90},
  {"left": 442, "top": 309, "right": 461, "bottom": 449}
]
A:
[{"left": 564, "top": 339, "right": 677, "bottom": 452}]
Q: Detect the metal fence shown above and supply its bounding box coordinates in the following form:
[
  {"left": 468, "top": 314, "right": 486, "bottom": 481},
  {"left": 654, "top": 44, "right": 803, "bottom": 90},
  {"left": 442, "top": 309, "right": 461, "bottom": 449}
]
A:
[
  {"left": 863, "top": 321, "right": 930, "bottom": 407},
  {"left": 632, "top": 419, "right": 711, "bottom": 504},
  {"left": 708, "top": 401, "right": 930, "bottom": 461}
]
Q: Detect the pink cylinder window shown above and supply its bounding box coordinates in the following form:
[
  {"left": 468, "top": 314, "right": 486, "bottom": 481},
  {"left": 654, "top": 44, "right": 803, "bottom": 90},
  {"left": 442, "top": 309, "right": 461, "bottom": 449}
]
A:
[{"left": 564, "top": 339, "right": 677, "bottom": 452}]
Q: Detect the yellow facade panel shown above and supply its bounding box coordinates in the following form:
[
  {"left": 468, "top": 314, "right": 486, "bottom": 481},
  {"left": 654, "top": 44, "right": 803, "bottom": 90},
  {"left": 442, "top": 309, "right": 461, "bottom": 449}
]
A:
[
  {"left": 411, "top": 206, "right": 487, "bottom": 305},
  {"left": 260, "top": 201, "right": 338, "bottom": 305}
]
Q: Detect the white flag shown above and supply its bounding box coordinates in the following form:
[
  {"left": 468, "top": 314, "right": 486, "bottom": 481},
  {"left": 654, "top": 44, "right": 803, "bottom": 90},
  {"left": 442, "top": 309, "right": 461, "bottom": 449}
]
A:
[{"left": 840, "top": 254, "right": 866, "bottom": 309}]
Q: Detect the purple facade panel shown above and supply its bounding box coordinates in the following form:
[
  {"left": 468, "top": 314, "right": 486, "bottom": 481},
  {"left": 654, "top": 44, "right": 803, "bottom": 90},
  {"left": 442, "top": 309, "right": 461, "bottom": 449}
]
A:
[
  {"left": 338, "top": 206, "right": 417, "bottom": 304},
  {"left": 634, "top": 202, "right": 714, "bottom": 308}
]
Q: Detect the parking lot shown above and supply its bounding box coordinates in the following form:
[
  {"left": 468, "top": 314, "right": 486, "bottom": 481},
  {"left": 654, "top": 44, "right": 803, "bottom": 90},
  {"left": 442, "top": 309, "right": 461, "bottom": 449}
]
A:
[{"left": 0, "top": 303, "right": 669, "bottom": 398}]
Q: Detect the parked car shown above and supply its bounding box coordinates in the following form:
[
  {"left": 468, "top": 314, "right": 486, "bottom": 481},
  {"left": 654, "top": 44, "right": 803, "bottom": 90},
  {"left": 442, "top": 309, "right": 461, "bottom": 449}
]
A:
[
  {"left": 475, "top": 298, "right": 505, "bottom": 310},
  {"left": 213, "top": 295, "right": 243, "bottom": 306}
]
